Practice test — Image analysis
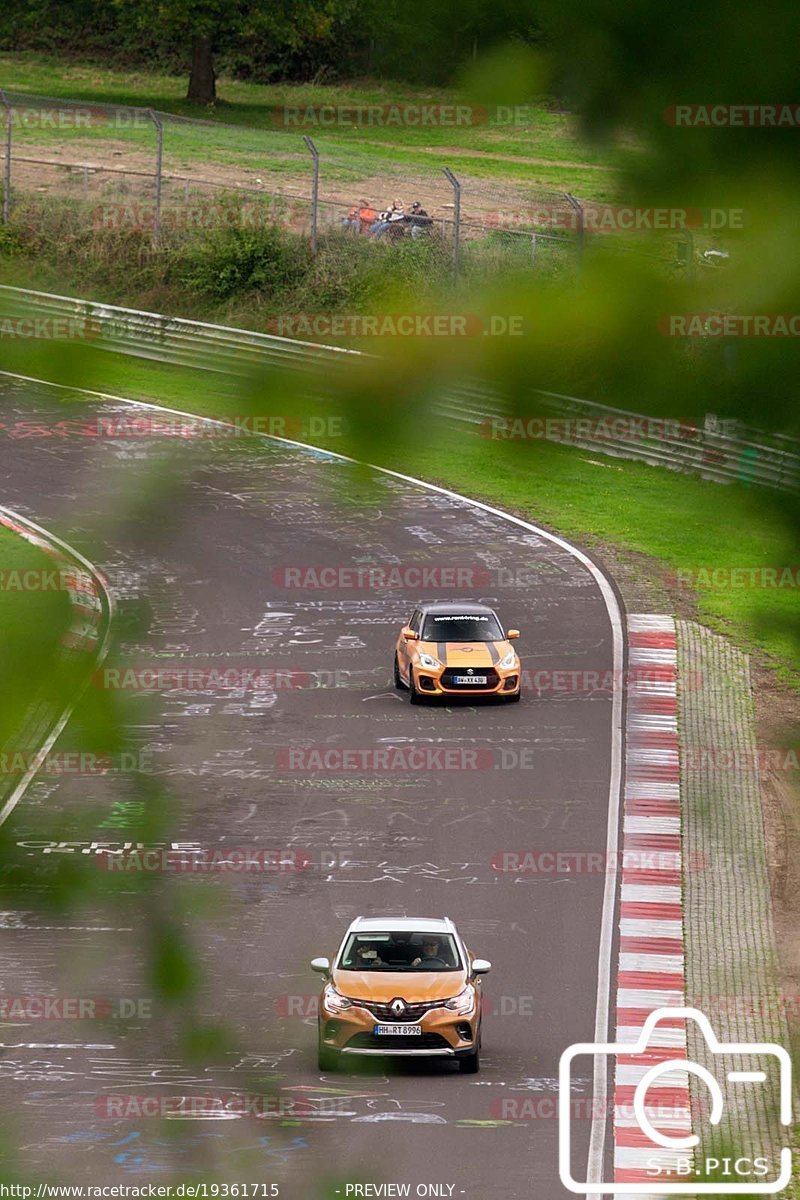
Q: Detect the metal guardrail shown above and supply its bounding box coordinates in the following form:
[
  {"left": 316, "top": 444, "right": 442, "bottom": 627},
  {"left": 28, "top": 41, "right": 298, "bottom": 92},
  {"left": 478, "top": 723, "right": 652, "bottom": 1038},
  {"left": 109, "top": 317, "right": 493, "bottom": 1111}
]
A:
[{"left": 1, "top": 285, "right": 798, "bottom": 493}]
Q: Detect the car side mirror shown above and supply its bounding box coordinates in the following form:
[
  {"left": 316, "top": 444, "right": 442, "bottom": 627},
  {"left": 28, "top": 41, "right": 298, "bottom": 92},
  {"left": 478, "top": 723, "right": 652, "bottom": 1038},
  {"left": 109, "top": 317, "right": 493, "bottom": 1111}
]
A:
[
  {"left": 310, "top": 957, "right": 331, "bottom": 975},
  {"left": 402, "top": 627, "right": 418, "bottom": 641},
  {"left": 507, "top": 629, "right": 520, "bottom": 640},
  {"left": 471, "top": 958, "right": 491, "bottom": 975}
]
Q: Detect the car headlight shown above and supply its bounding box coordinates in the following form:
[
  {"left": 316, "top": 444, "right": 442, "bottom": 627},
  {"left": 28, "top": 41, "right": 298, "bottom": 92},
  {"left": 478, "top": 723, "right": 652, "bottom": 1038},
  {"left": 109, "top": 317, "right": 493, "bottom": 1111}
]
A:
[
  {"left": 444, "top": 985, "right": 476, "bottom": 1015},
  {"left": 499, "top": 649, "right": 518, "bottom": 670},
  {"left": 417, "top": 652, "right": 443, "bottom": 671},
  {"left": 323, "top": 984, "right": 353, "bottom": 1013}
]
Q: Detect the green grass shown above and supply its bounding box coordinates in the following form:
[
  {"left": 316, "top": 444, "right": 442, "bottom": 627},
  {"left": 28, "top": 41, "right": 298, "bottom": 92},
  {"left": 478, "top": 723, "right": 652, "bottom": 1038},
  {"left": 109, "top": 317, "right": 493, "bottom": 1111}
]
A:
[
  {"left": 0, "top": 51, "right": 623, "bottom": 199},
  {"left": 0, "top": 523, "right": 74, "bottom": 752},
  {"left": 2, "top": 340, "right": 798, "bottom": 688}
]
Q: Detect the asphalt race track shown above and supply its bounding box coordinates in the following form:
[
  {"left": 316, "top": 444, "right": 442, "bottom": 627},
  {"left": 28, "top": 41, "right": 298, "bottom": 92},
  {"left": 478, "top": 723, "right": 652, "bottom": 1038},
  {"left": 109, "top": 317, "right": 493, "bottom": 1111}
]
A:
[{"left": 0, "top": 377, "right": 622, "bottom": 1198}]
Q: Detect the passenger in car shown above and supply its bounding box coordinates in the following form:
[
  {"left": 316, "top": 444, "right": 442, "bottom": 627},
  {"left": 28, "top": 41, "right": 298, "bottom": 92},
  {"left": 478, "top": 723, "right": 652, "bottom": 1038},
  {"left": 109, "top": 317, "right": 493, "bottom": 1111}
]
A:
[{"left": 352, "top": 942, "right": 386, "bottom": 968}]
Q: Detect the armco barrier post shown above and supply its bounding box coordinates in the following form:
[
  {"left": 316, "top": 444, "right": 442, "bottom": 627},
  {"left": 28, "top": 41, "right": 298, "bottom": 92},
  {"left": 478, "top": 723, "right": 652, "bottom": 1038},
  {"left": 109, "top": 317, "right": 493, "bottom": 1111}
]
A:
[
  {"left": 148, "top": 109, "right": 164, "bottom": 245},
  {"left": 566, "top": 193, "right": 584, "bottom": 282},
  {"left": 442, "top": 168, "right": 461, "bottom": 282},
  {"left": 303, "top": 135, "right": 320, "bottom": 255},
  {"left": 0, "top": 90, "right": 11, "bottom": 225}
]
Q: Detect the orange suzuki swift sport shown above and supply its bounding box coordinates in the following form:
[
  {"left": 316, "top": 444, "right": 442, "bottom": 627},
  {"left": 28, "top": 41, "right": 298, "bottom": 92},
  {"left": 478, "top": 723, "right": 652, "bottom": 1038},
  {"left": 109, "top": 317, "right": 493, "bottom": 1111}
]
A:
[
  {"left": 393, "top": 601, "right": 521, "bottom": 702},
  {"left": 311, "top": 916, "right": 491, "bottom": 1073}
]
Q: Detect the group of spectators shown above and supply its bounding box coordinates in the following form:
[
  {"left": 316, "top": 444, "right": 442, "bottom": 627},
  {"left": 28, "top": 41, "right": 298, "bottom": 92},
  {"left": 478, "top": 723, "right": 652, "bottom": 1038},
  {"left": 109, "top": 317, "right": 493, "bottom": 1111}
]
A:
[{"left": 341, "top": 197, "right": 431, "bottom": 239}]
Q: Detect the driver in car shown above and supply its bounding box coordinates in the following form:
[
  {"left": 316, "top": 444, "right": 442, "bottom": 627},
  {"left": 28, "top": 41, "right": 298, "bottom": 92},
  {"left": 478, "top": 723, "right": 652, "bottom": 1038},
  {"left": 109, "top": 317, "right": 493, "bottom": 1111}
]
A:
[{"left": 411, "top": 937, "right": 448, "bottom": 967}]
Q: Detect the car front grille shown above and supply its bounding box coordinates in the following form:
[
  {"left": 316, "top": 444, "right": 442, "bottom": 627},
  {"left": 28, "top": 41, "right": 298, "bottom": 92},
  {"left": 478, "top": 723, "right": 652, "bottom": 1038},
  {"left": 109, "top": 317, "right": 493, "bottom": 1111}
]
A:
[{"left": 361, "top": 999, "right": 445, "bottom": 1022}]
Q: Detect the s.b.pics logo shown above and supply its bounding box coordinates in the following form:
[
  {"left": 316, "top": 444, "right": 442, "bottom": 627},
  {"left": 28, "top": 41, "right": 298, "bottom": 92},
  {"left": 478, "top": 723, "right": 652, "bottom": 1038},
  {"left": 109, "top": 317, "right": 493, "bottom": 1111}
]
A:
[{"left": 558, "top": 1008, "right": 792, "bottom": 1194}]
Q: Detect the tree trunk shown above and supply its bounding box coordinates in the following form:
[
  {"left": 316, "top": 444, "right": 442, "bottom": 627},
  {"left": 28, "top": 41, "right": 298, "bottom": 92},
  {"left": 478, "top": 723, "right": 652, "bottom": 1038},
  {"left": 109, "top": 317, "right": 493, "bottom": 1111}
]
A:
[{"left": 187, "top": 35, "right": 216, "bottom": 105}]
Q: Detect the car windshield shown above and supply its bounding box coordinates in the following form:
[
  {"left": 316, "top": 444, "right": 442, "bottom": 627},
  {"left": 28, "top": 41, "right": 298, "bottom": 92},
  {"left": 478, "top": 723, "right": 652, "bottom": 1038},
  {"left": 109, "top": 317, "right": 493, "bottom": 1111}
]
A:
[
  {"left": 338, "top": 931, "right": 462, "bottom": 971},
  {"left": 421, "top": 613, "right": 503, "bottom": 642}
]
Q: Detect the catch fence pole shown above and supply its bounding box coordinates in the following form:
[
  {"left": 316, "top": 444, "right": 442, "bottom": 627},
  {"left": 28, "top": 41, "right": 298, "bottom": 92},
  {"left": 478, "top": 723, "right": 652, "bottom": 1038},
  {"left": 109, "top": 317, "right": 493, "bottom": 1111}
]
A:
[
  {"left": 0, "top": 90, "right": 12, "bottom": 225},
  {"left": 303, "top": 135, "right": 320, "bottom": 255},
  {"left": 148, "top": 109, "right": 164, "bottom": 244},
  {"left": 442, "top": 168, "right": 461, "bottom": 283},
  {"left": 566, "top": 194, "right": 584, "bottom": 282}
]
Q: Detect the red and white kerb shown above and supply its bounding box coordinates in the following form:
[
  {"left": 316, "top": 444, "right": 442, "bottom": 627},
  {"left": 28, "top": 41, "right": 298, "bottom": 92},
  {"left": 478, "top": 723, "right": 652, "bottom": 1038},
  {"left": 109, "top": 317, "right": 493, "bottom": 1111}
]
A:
[{"left": 615, "top": 614, "right": 691, "bottom": 1192}]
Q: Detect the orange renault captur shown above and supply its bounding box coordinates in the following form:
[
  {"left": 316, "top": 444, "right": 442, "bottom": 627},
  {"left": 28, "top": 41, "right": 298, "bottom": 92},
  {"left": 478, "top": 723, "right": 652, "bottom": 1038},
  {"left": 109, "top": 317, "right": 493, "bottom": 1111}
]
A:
[
  {"left": 393, "top": 601, "right": 521, "bottom": 702},
  {"left": 311, "top": 916, "right": 491, "bottom": 1073}
]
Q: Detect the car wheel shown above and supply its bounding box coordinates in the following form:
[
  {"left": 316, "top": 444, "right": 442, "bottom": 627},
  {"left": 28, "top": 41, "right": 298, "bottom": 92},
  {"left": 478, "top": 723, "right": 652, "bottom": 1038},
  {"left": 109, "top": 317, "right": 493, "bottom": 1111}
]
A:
[
  {"left": 393, "top": 654, "right": 406, "bottom": 689},
  {"left": 505, "top": 691, "right": 521, "bottom": 703},
  {"left": 318, "top": 1041, "right": 339, "bottom": 1072},
  {"left": 458, "top": 1050, "right": 480, "bottom": 1073},
  {"left": 408, "top": 666, "right": 423, "bottom": 705}
]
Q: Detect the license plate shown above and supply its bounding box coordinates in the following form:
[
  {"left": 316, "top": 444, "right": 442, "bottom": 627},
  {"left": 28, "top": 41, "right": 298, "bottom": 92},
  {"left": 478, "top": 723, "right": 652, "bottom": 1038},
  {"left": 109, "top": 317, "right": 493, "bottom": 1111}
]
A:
[
  {"left": 373, "top": 1024, "right": 422, "bottom": 1036},
  {"left": 454, "top": 675, "right": 487, "bottom": 685}
]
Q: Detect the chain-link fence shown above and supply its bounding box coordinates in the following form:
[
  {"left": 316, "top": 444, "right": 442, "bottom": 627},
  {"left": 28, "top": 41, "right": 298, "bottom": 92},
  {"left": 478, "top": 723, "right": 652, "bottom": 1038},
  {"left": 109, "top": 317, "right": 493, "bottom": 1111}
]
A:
[{"left": 0, "top": 89, "right": 703, "bottom": 281}]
